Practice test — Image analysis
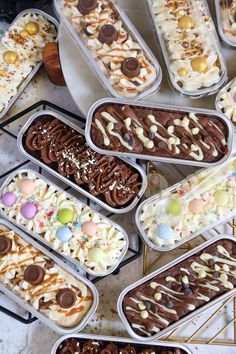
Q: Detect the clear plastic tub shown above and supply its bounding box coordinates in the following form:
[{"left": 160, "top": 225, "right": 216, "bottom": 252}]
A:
[
  {"left": 0, "top": 9, "right": 58, "bottom": 119},
  {"left": 215, "top": 0, "right": 236, "bottom": 48},
  {"left": 85, "top": 97, "right": 234, "bottom": 167},
  {"left": 136, "top": 157, "right": 236, "bottom": 251},
  {"left": 51, "top": 333, "right": 192, "bottom": 354},
  {"left": 146, "top": 0, "right": 227, "bottom": 98},
  {"left": 17, "top": 110, "right": 147, "bottom": 214},
  {"left": 0, "top": 169, "right": 129, "bottom": 277},
  {"left": 0, "top": 218, "right": 98, "bottom": 334},
  {"left": 53, "top": 0, "right": 162, "bottom": 99},
  {"left": 118, "top": 235, "right": 236, "bottom": 341},
  {"left": 215, "top": 77, "right": 236, "bottom": 125}
]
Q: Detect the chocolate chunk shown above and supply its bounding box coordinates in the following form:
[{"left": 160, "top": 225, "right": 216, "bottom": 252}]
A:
[
  {"left": 144, "top": 301, "right": 151, "bottom": 310},
  {"left": 148, "top": 132, "right": 155, "bottom": 140},
  {"left": 123, "top": 133, "right": 131, "bottom": 142},
  {"left": 24, "top": 265, "right": 45, "bottom": 285},
  {"left": 78, "top": 0, "right": 97, "bottom": 15},
  {"left": 121, "top": 58, "right": 141, "bottom": 78},
  {"left": 183, "top": 282, "right": 190, "bottom": 289},
  {"left": 184, "top": 288, "right": 192, "bottom": 296},
  {"left": 56, "top": 288, "right": 76, "bottom": 309},
  {"left": 165, "top": 300, "right": 174, "bottom": 309},
  {"left": 208, "top": 259, "right": 215, "bottom": 267},
  {"left": 98, "top": 24, "right": 118, "bottom": 45},
  {"left": 213, "top": 271, "right": 220, "bottom": 278},
  {"left": 0, "top": 236, "right": 12, "bottom": 255}
]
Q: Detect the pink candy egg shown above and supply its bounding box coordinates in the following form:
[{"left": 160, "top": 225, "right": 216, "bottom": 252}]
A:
[
  {"left": 19, "top": 179, "right": 35, "bottom": 195},
  {"left": 188, "top": 199, "right": 204, "bottom": 214},
  {"left": 21, "top": 202, "right": 37, "bottom": 220},
  {"left": 81, "top": 221, "right": 98, "bottom": 236}
]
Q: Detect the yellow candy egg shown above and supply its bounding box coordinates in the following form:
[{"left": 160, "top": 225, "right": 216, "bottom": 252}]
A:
[
  {"left": 191, "top": 57, "right": 208, "bottom": 73},
  {"left": 178, "top": 68, "right": 188, "bottom": 77},
  {"left": 3, "top": 51, "right": 18, "bottom": 64},
  {"left": 25, "top": 21, "right": 40, "bottom": 35},
  {"left": 20, "top": 29, "right": 29, "bottom": 39},
  {"left": 178, "top": 16, "right": 194, "bottom": 30}
]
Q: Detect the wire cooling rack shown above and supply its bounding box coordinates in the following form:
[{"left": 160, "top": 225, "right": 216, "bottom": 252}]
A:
[
  {"left": 142, "top": 162, "right": 236, "bottom": 347},
  {"left": 0, "top": 100, "right": 143, "bottom": 324}
]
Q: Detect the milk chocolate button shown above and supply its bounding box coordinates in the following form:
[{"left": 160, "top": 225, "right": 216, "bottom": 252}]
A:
[
  {"left": 98, "top": 24, "right": 118, "bottom": 45},
  {"left": 0, "top": 236, "right": 12, "bottom": 255},
  {"left": 56, "top": 288, "right": 76, "bottom": 309},
  {"left": 121, "top": 57, "right": 140, "bottom": 78},
  {"left": 24, "top": 265, "right": 45, "bottom": 285},
  {"left": 78, "top": 0, "right": 97, "bottom": 15}
]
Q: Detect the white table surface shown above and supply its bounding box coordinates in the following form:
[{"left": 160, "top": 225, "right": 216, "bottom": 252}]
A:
[{"left": 0, "top": 1, "right": 236, "bottom": 353}]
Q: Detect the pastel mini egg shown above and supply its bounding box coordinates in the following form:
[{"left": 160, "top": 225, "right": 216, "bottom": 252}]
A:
[
  {"left": 56, "top": 226, "right": 72, "bottom": 242},
  {"left": 188, "top": 199, "right": 204, "bottom": 214},
  {"left": 82, "top": 221, "right": 98, "bottom": 236},
  {"left": 1, "top": 192, "right": 17, "bottom": 207},
  {"left": 58, "top": 208, "right": 74, "bottom": 225},
  {"left": 166, "top": 199, "right": 182, "bottom": 215},
  {"left": 213, "top": 190, "right": 229, "bottom": 206},
  {"left": 21, "top": 202, "right": 37, "bottom": 219},
  {"left": 156, "top": 224, "right": 173, "bottom": 240},
  {"left": 89, "top": 247, "right": 105, "bottom": 262},
  {"left": 19, "top": 179, "right": 35, "bottom": 195}
]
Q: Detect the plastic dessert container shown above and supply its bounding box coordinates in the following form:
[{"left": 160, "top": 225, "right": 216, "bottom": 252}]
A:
[
  {"left": 146, "top": 0, "right": 227, "bottom": 98},
  {"left": 216, "top": 77, "right": 236, "bottom": 125},
  {"left": 0, "top": 169, "right": 129, "bottom": 277},
  {"left": 51, "top": 333, "right": 193, "bottom": 354},
  {"left": 85, "top": 97, "right": 234, "bottom": 167},
  {"left": 0, "top": 218, "right": 98, "bottom": 334},
  {"left": 17, "top": 110, "right": 147, "bottom": 214},
  {"left": 0, "top": 9, "right": 58, "bottom": 119},
  {"left": 53, "top": 0, "right": 162, "bottom": 100},
  {"left": 136, "top": 158, "right": 236, "bottom": 252},
  {"left": 215, "top": 0, "right": 236, "bottom": 48},
  {"left": 118, "top": 235, "right": 236, "bottom": 341}
]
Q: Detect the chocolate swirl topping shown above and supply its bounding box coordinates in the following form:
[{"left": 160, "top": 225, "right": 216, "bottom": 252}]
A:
[
  {"left": 56, "top": 338, "right": 184, "bottom": 354},
  {"left": 123, "top": 239, "right": 236, "bottom": 337},
  {"left": 23, "top": 115, "right": 142, "bottom": 208},
  {"left": 91, "top": 104, "right": 229, "bottom": 163}
]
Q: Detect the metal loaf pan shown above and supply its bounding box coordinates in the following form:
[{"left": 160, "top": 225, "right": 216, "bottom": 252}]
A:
[
  {"left": 0, "top": 169, "right": 129, "bottom": 277},
  {"left": 53, "top": 0, "right": 162, "bottom": 100},
  {"left": 215, "top": 0, "right": 236, "bottom": 48},
  {"left": 51, "top": 333, "right": 193, "bottom": 354},
  {"left": 17, "top": 110, "right": 147, "bottom": 214},
  {"left": 85, "top": 97, "right": 234, "bottom": 167},
  {"left": 0, "top": 218, "right": 98, "bottom": 334},
  {"left": 135, "top": 159, "right": 236, "bottom": 252},
  {"left": 117, "top": 235, "right": 236, "bottom": 341},
  {"left": 0, "top": 9, "right": 59, "bottom": 119},
  {"left": 145, "top": 0, "right": 227, "bottom": 98}
]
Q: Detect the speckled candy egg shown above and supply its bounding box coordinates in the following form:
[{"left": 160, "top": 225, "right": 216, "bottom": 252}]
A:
[
  {"left": 214, "top": 190, "right": 229, "bottom": 207},
  {"left": 82, "top": 221, "right": 98, "bottom": 236},
  {"left": 56, "top": 226, "right": 72, "bottom": 242},
  {"left": 1, "top": 192, "right": 17, "bottom": 207},
  {"left": 89, "top": 247, "right": 105, "bottom": 263},
  {"left": 156, "top": 223, "right": 173, "bottom": 241},
  {"left": 57, "top": 208, "right": 74, "bottom": 225},
  {"left": 188, "top": 199, "right": 204, "bottom": 214},
  {"left": 19, "top": 179, "right": 35, "bottom": 195},
  {"left": 21, "top": 202, "right": 37, "bottom": 219},
  {"left": 166, "top": 198, "right": 182, "bottom": 215}
]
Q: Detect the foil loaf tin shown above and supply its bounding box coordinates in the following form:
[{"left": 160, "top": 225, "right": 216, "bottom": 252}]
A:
[
  {"left": 85, "top": 97, "right": 234, "bottom": 167},
  {"left": 17, "top": 109, "right": 147, "bottom": 214},
  {"left": 0, "top": 9, "right": 59, "bottom": 119},
  {"left": 0, "top": 218, "right": 98, "bottom": 334},
  {"left": 0, "top": 169, "right": 129, "bottom": 277},
  {"left": 117, "top": 235, "right": 236, "bottom": 341},
  {"left": 53, "top": 0, "right": 162, "bottom": 100}
]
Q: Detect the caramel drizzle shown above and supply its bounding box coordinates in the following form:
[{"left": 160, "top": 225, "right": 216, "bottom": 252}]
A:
[
  {"left": 62, "top": 0, "right": 156, "bottom": 93},
  {"left": 0, "top": 228, "right": 91, "bottom": 320}
]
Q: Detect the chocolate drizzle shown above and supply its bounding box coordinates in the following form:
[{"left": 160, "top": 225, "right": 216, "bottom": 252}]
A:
[
  {"left": 23, "top": 115, "right": 142, "bottom": 208},
  {"left": 56, "top": 338, "right": 185, "bottom": 354},
  {"left": 123, "top": 240, "right": 236, "bottom": 337},
  {"left": 91, "top": 103, "right": 229, "bottom": 163}
]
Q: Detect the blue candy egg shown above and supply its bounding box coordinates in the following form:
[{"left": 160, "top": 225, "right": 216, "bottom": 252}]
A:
[
  {"left": 56, "top": 226, "right": 72, "bottom": 242},
  {"left": 156, "top": 224, "right": 173, "bottom": 240}
]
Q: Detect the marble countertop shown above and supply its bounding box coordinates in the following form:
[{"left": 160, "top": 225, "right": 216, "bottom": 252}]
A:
[{"left": 0, "top": 1, "right": 236, "bottom": 353}]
